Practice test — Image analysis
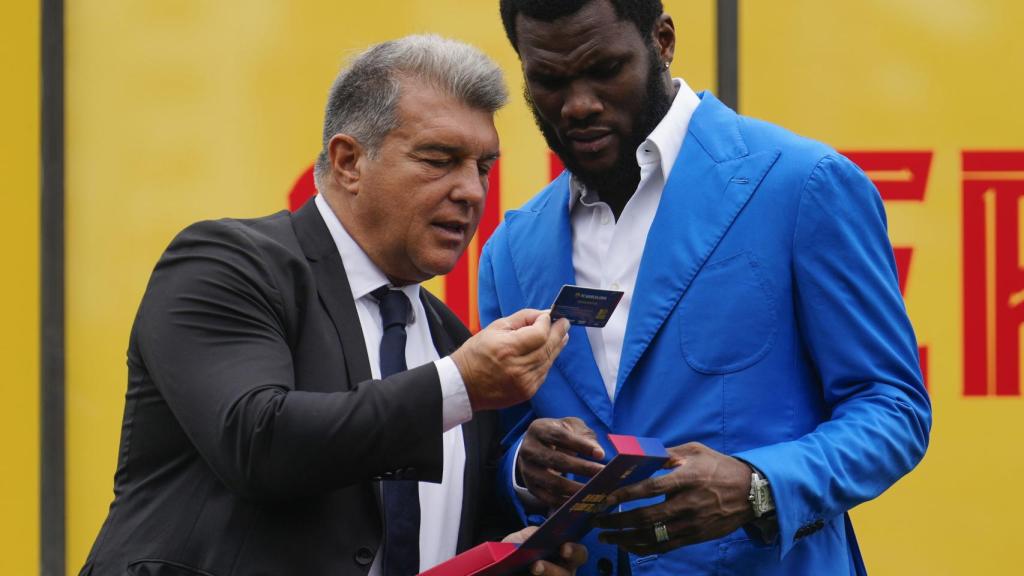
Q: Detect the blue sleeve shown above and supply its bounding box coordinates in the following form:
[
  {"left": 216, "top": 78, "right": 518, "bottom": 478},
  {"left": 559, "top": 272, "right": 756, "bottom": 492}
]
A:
[
  {"left": 478, "top": 236, "right": 533, "bottom": 437},
  {"left": 478, "top": 236, "right": 502, "bottom": 329},
  {"left": 479, "top": 234, "right": 538, "bottom": 525},
  {"left": 733, "top": 154, "right": 932, "bottom": 558}
]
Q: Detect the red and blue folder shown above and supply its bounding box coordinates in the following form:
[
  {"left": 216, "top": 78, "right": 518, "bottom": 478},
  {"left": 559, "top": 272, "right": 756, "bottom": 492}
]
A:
[{"left": 419, "top": 435, "right": 668, "bottom": 576}]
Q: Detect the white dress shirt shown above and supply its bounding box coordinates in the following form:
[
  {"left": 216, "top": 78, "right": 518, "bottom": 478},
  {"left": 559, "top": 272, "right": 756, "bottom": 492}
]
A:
[
  {"left": 315, "top": 194, "right": 473, "bottom": 574},
  {"left": 570, "top": 78, "right": 700, "bottom": 400},
  {"left": 513, "top": 79, "right": 700, "bottom": 503}
]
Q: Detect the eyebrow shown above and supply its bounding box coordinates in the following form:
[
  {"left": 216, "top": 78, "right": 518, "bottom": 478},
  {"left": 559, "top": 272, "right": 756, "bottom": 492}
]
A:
[
  {"left": 526, "top": 50, "right": 631, "bottom": 79},
  {"left": 413, "top": 143, "right": 462, "bottom": 155},
  {"left": 413, "top": 143, "right": 500, "bottom": 162}
]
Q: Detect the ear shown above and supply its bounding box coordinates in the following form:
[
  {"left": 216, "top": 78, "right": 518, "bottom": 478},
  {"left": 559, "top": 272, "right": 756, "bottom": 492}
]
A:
[
  {"left": 327, "top": 133, "right": 365, "bottom": 194},
  {"left": 654, "top": 14, "right": 676, "bottom": 65}
]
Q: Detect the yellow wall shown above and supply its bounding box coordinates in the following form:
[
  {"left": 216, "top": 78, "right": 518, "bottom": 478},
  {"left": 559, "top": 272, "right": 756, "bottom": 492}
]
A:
[
  {"left": 61, "top": 1, "right": 1024, "bottom": 574},
  {"left": 0, "top": 1, "right": 40, "bottom": 575},
  {"left": 742, "top": 1, "right": 1024, "bottom": 573}
]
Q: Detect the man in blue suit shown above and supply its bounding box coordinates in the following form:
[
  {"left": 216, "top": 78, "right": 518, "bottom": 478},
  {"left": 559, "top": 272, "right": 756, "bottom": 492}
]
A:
[{"left": 479, "top": 1, "right": 932, "bottom": 574}]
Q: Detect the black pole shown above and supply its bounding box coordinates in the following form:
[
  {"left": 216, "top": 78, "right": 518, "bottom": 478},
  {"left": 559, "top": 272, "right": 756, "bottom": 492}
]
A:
[
  {"left": 40, "top": 0, "right": 65, "bottom": 573},
  {"left": 717, "top": 0, "right": 739, "bottom": 111}
]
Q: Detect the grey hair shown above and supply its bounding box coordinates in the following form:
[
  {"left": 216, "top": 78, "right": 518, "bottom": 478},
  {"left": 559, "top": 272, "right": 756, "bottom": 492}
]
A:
[{"left": 313, "top": 34, "right": 508, "bottom": 188}]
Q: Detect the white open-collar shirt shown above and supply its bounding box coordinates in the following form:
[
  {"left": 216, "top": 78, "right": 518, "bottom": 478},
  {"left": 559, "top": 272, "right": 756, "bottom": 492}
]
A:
[
  {"left": 570, "top": 78, "right": 700, "bottom": 400},
  {"left": 315, "top": 193, "right": 472, "bottom": 574},
  {"left": 513, "top": 79, "right": 701, "bottom": 502}
]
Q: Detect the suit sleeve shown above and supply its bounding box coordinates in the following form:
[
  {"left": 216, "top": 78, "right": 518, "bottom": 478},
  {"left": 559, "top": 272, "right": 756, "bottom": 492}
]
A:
[
  {"left": 135, "top": 220, "right": 443, "bottom": 501},
  {"left": 733, "top": 154, "right": 932, "bottom": 557}
]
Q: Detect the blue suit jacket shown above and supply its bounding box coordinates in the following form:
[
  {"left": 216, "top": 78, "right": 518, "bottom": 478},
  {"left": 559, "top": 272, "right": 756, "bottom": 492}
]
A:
[{"left": 478, "top": 93, "right": 931, "bottom": 575}]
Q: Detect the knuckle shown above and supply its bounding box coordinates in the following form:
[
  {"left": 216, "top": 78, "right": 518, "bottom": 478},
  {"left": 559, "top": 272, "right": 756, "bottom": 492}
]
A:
[
  {"left": 540, "top": 449, "right": 562, "bottom": 469},
  {"left": 682, "top": 441, "right": 705, "bottom": 453},
  {"left": 633, "top": 508, "right": 655, "bottom": 526},
  {"left": 652, "top": 476, "right": 672, "bottom": 493},
  {"left": 531, "top": 418, "right": 557, "bottom": 437}
]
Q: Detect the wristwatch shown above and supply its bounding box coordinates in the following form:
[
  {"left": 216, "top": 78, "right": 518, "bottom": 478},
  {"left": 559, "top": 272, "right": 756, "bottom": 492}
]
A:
[{"left": 748, "top": 470, "right": 775, "bottom": 518}]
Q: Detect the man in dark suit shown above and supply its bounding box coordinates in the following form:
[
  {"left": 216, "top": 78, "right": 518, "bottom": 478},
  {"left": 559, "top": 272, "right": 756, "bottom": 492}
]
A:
[{"left": 81, "top": 35, "right": 581, "bottom": 576}]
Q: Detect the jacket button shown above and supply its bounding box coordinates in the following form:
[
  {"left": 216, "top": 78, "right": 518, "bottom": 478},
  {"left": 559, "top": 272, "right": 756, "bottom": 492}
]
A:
[
  {"left": 355, "top": 547, "right": 375, "bottom": 566},
  {"left": 597, "top": 557, "right": 613, "bottom": 576}
]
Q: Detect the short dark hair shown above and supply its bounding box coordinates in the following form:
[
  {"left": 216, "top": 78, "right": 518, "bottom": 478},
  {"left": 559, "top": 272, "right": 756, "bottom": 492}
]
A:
[{"left": 499, "top": 0, "right": 664, "bottom": 51}]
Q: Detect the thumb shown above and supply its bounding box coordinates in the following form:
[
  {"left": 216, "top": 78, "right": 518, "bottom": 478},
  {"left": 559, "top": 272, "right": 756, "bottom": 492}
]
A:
[
  {"left": 501, "top": 526, "right": 538, "bottom": 544},
  {"left": 502, "top": 308, "right": 546, "bottom": 330}
]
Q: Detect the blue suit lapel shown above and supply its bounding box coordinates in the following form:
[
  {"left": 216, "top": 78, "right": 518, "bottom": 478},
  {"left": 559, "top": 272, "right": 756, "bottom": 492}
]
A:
[
  {"left": 505, "top": 173, "right": 615, "bottom": 427},
  {"left": 615, "top": 93, "right": 781, "bottom": 396}
]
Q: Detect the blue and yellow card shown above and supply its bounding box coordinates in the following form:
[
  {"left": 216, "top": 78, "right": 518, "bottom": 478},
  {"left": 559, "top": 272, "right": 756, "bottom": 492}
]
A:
[{"left": 550, "top": 284, "right": 624, "bottom": 328}]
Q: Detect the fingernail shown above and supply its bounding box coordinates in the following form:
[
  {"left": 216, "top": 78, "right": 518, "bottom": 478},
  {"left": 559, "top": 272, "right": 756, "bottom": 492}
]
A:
[
  {"left": 561, "top": 544, "right": 573, "bottom": 559},
  {"left": 531, "top": 562, "right": 544, "bottom": 575}
]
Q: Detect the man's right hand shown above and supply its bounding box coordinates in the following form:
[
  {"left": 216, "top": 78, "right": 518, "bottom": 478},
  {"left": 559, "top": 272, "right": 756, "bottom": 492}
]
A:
[
  {"left": 518, "top": 417, "right": 605, "bottom": 508},
  {"left": 451, "top": 308, "right": 569, "bottom": 412}
]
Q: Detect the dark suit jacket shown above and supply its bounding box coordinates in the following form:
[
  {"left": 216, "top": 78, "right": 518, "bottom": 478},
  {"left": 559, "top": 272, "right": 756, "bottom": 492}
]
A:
[{"left": 81, "top": 200, "right": 510, "bottom": 576}]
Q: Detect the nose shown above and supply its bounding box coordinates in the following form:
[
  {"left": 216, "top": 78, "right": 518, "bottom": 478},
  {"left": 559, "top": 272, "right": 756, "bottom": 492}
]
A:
[
  {"left": 449, "top": 161, "right": 488, "bottom": 207},
  {"left": 561, "top": 79, "right": 603, "bottom": 122}
]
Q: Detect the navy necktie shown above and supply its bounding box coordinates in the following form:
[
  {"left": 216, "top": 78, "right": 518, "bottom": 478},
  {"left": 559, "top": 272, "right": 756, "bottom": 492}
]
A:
[{"left": 372, "top": 286, "right": 419, "bottom": 576}]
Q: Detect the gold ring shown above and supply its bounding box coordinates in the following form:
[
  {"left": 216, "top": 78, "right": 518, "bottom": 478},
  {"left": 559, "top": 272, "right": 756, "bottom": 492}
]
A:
[{"left": 654, "top": 522, "right": 669, "bottom": 543}]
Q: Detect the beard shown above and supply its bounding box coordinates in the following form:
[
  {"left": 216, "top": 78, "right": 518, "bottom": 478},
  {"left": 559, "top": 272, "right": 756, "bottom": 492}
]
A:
[{"left": 527, "top": 47, "right": 673, "bottom": 198}]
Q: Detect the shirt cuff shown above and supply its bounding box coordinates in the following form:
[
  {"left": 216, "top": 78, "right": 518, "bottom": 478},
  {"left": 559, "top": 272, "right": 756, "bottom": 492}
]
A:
[
  {"left": 435, "top": 356, "right": 472, "bottom": 432},
  {"left": 510, "top": 438, "right": 545, "bottom": 510}
]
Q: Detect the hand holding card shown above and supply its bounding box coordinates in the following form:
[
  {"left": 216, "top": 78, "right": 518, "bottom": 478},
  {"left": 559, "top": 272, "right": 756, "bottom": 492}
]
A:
[{"left": 550, "top": 285, "right": 624, "bottom": 328}]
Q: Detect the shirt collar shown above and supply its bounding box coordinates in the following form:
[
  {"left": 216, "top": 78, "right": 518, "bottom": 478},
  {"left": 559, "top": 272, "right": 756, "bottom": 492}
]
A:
[
  {"left": 568, "top": 77, "right": 701, "bottom": 210},
  {"left": 314, "top": 194, "right": 420, "bottom": 320}
]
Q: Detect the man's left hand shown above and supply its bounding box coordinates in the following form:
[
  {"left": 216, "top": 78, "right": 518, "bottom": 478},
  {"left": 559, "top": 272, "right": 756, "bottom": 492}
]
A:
[
  {"left": 592, "top": 442, "right": 755, "bottom": 554},
  {"left": 502, "top": 527, "right": 588, "bottom": 576}
]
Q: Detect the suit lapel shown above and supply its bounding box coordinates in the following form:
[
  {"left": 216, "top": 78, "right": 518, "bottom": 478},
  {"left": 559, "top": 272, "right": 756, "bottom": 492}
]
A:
[
  {"left": 291, "top": 199, "right": 373, "bottom": 386},
  {"left": 615, "top": 93, "right": 780, "bottom": 395},
  {"left": 297, "top": 201, "right": 482, "bottom": 550},
  {"left": 292, "top": 198, "right": 388, "bottom": 538},
  {"left": 421, "top": 292, "right": 460, "bottom": 357},
  {"left": 505, "top": 173, "right": 614, "bottom": 427}
]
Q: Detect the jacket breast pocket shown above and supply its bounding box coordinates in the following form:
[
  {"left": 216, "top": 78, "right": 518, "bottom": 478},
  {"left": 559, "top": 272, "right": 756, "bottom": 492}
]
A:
[{"left": 678, "top": 251, "right": 778, "bottom": 374}]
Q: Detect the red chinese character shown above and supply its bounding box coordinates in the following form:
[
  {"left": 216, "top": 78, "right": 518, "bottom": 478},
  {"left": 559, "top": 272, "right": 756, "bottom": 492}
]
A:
[{"left": 963, "top": 152, "right": 1024, "bottom": 396}]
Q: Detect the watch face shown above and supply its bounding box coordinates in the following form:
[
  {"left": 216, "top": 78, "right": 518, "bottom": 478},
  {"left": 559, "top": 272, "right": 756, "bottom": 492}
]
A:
[
  {"left": 758, "top": 488, "right": 774, "bottom": 514},
  {"left": 750, "top": 473, "right": 774, "bottom": 516}
]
